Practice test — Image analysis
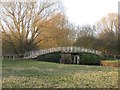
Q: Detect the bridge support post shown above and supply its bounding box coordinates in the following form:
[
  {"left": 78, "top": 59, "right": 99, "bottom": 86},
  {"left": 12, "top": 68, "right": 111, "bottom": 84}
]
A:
[
  {"left": 72, "top": 55, "right": 80, "bottom": 64},
  {"left": 76, "top": 55, "right": 80, "bottom": 64},
  {"left": 72, "top": 54, "right": 80, "bottom": 64},
  {"left": 73, "top": 56, "right": 76, "bottom": 64}
]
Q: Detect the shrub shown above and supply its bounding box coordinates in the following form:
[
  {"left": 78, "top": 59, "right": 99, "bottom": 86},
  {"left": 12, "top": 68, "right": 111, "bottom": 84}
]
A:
[
  {"left": 37, "top": 52, "right": 61, "bottom": 63},
  {"left": 79, "top": 53, "right": 101, "bottom": 65},
  {"left": 37, "top": 52, "right": 102, "bottom": 65},
  {"left": 101, "top": 55, "right": 120, "bottom": 60}
]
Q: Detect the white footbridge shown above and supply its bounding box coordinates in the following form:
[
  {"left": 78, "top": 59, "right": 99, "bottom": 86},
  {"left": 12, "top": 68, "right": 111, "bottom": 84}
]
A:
[{"left": 23, "top": 47, "right": 101, "bottom": 59}]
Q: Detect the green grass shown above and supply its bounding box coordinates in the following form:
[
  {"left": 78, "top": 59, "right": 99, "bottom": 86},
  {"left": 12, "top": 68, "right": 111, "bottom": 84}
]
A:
[{"left": 2, "top": 59, "right": 119, "bottom": 88}]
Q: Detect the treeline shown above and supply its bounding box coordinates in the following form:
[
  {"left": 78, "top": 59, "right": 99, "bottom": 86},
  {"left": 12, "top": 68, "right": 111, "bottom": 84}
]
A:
[
  {"left": 73, "top": 13, "right": 118, "bottom": 56},
  {"left": 0, "top": 0, "right": 119, "bottom": 56}
]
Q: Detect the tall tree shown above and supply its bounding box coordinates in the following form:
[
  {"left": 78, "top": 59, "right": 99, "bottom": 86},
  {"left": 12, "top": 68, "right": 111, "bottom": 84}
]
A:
[
  {"left": 97, "top": 13, "right": 118, "bottom": 55},
  {"left": 74, "top": 25, "right": 97, "bottom": 49},
  {"left": 0, "top": 0, "right": 64, "bottom": 55},
  {"left": 36, "top": 13, "right": 71, "bottom": 48}
]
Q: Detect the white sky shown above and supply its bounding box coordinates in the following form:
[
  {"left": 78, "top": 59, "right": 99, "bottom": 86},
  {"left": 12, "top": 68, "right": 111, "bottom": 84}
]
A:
[{"left": 62, "top": 0, "right": 119, "bottom": 26}]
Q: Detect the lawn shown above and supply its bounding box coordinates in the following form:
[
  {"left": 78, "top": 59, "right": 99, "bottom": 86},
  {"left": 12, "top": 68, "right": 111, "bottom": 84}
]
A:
[{"left": 1, "top": 59, "right": 119, "bottom": 88}]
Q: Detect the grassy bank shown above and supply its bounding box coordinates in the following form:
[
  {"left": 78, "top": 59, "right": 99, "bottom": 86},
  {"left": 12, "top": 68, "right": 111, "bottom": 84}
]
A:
[{"left": 2, "top": 59, "right": 119, "bottom": 88}]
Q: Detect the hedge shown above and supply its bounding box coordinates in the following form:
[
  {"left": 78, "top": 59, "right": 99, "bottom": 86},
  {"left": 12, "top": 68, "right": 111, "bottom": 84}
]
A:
[
  {"left": 37, "top": 51, "right": 61, "bottom": 63},
  {"left": 79, "top": 53, "right": 102, "bottom": 65},
  {"left": 37, "top": 52, "right": 102, "bottom": 65}
]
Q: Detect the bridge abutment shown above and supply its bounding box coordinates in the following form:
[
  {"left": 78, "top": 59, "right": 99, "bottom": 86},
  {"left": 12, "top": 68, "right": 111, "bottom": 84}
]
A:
[{"left": 60, "top": 52, "right": 80, "bottom": 64}]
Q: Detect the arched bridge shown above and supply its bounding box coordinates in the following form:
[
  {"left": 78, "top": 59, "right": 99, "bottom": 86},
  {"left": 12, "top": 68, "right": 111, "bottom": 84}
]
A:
[{"left": 24, "top": 47, "right": 101, "bottom": 59}]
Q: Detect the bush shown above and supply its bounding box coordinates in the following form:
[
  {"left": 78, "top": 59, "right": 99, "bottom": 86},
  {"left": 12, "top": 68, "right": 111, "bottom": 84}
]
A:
[
  {"left": 37, "top": 52, "right": 102, "bottom": 65},
  {"left": 79, "top": 53, "right": 101, "bottom": 65},
  {"left": 101, "top": 55, "right": 115, "bottom": 60},
  {"left": 103, "top": 55, "right": 120, "bottom": 60},
  {"left": 37, "top": 52, "right": 61, "bottom": 63}
]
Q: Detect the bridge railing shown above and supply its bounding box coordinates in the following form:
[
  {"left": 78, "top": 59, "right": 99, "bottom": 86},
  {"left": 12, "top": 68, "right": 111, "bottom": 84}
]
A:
[{"left": 23, "top": 47, "right": 102, "bottom": 59}]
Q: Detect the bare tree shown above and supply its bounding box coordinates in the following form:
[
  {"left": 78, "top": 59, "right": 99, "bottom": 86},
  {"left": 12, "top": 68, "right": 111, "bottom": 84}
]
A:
[
  {"left": 96, "top": 13, "right": 118, "bottom": 55},
  {"left": 73, "top": 25, "right": 97, "bottom": 49},
  {"left": 0, "top": 0, "right": 64, "bottom": 55}
]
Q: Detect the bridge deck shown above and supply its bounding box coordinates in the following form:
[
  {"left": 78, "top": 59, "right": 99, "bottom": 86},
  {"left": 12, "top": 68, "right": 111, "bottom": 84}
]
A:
[{"left": 23, "top": 47, "right": 101, "bottom": 59}]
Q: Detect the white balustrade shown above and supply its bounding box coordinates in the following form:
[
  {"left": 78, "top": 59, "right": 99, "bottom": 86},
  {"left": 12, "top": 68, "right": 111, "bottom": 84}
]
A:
[{"left": 23, "top": 47, "right": 101, "bottom": 59}]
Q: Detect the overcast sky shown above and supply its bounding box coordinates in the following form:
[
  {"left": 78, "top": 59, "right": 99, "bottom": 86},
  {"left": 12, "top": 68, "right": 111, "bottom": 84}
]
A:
[{"left": 62, "top": 0, "right": 119, "bottom": 26}]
